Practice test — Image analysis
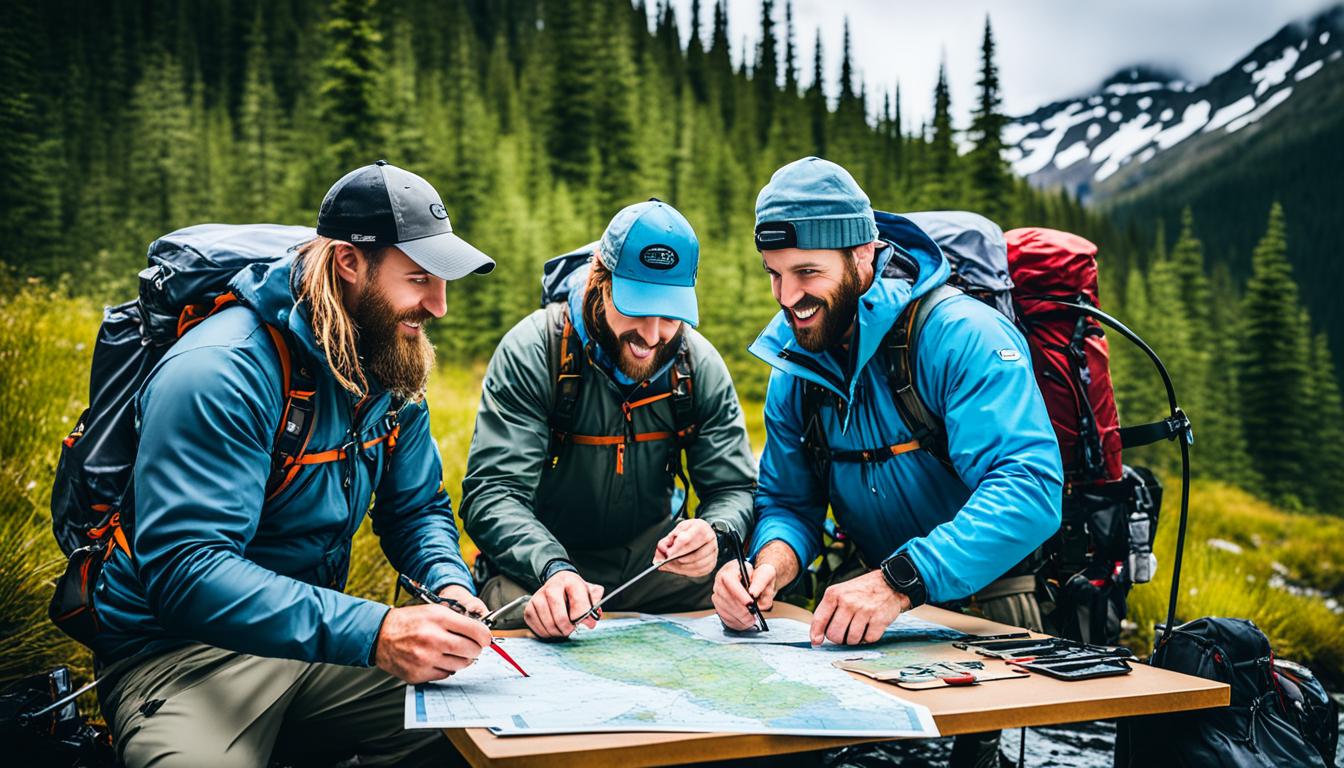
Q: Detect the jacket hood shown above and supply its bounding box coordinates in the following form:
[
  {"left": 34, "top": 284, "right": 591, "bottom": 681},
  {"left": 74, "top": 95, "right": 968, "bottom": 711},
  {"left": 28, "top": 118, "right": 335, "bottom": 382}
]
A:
[
  {"left": 747, "top": 212, "right": 950, "bottom": 400},
  {"left": 228, "top": 251, "right": 328, "bottom": 369}
]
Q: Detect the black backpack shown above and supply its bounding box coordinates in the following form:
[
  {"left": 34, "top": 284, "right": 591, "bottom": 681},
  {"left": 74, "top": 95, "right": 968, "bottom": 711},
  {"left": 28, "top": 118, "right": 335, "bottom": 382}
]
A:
[
  {"left": 47, "top": 223, "right": 388, "bottom": 648},
  {"left": 537, "top": 245, "right": 696, "bottom": 508},
  {"left": 1114, "top": 617, "right": 1337, "bottom": 767}
]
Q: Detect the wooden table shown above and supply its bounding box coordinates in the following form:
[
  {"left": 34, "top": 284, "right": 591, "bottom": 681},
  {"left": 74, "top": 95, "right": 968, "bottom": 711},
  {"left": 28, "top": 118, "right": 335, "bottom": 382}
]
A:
[{"left": 445, "top": 604, "right": 1228, "bottom": 768}]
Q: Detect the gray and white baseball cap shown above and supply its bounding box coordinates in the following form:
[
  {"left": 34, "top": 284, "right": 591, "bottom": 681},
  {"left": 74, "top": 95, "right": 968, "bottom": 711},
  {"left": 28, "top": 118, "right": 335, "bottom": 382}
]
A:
[{"left": 316, "top": 160, "right": 495, "bottom": 280}]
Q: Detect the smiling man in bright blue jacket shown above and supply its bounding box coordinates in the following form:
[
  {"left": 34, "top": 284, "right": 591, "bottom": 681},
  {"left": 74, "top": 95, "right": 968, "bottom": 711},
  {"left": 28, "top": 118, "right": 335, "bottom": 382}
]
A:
[{"left": 712, "top": 158, "right": 1063, "bottom": 658}]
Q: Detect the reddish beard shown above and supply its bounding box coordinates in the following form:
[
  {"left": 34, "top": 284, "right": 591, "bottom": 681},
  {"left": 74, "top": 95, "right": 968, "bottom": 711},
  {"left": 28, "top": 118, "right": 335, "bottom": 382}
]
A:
[{"left": 351, "top": 282, "right": 436, "bottom": 402}]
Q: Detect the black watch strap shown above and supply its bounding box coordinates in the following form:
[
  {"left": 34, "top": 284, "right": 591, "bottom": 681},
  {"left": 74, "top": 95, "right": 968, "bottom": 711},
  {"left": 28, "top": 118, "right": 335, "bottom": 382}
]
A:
[{"left": 880, "top": 552, "right": 927, "bottom": 608}]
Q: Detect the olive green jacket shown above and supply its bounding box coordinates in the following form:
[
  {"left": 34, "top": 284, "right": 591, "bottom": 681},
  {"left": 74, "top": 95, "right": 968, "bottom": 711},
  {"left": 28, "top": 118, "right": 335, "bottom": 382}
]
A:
[{"left": 461, "top": 298, "right": 757, "bottom": 590}]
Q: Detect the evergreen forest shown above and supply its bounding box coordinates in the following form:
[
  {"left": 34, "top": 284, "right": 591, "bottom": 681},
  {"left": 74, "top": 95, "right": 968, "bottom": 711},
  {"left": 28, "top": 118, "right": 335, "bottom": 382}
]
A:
[{"left": 2, "top": 0, "right": 1342, "bottom": 519}]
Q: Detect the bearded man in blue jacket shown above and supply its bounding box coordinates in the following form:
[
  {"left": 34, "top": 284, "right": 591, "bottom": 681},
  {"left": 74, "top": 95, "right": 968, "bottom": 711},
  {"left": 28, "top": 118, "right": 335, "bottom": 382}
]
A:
[
  {"left": 713, "top": 158, "right": 1062, "bottom": 764},
  {"left": 94, "top": 162, "right": 496, "bottom": 768}
]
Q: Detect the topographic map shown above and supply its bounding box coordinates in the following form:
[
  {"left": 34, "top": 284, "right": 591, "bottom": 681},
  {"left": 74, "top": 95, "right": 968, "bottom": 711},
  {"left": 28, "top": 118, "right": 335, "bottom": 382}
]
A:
[{"left": 405, "top": 614, "right": 955, "bottom": 737}]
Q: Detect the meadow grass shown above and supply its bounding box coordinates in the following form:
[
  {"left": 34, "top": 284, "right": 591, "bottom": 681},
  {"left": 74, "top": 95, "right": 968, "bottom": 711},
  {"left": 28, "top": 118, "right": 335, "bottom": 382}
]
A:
[
  {"left": 0, "top": 286, "right": 102, "bottom": 682},
  {"left": 2, "top": 287, "right": 1341, "bottom": 704}
]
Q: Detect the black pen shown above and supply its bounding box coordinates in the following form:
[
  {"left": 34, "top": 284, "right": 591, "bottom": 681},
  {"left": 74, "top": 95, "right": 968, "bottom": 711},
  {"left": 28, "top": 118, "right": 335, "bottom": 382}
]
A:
[{"left": 397, "top": 574, "right": 529, "bottom": 677}]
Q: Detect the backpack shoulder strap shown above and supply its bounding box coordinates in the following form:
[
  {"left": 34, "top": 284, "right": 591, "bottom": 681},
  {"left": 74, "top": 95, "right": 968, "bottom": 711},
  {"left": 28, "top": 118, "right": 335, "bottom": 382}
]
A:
[
  {"left": 666, "top": 341, "right": 698, "bottom": 517},
  {"left": 546, "top": 302, "right": 584, "bottom": 467},
  {"left": 669, "top": 341, "right": 696, "bottom": 443},
  {"left": 260, "top": 324, "right": 319, "bottom": 500},
  {"left": 887, "top": 283, "right": 962, "bottom": 473},
  {"left": 799, "top": 381, "right": 834, "bottom": 480}
]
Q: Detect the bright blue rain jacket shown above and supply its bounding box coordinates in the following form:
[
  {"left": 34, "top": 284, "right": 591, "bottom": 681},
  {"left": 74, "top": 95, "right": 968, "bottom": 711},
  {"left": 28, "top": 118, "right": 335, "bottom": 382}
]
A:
[
  {"left": 93, "top": 254, "right": 474, "bottom": 666},
  {"left": 748, "top": 215, "right": 1063, "bottom": 603}
]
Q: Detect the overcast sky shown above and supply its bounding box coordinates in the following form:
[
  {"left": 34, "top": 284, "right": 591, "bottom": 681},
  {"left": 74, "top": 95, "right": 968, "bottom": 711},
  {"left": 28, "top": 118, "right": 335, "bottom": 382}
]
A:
[{"left": 663, "top": 0, "right": 1339, "bottom": 127}]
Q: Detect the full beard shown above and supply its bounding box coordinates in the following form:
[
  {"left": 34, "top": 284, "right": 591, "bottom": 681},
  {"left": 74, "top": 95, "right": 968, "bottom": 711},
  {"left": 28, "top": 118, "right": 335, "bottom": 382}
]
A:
[
  {"left": 351, "top": 285, "right": 436, "bottom": 402},
  {"left": 588, "top": 306, "right": 683, "bottom": 382},
  {"left": 787, "top": 257, "right": 864, "bottom": 353}
]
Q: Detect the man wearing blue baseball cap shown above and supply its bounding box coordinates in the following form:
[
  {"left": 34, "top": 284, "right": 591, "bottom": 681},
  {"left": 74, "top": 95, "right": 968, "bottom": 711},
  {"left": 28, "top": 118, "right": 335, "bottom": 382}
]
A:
[
  {"left": 461, "top": 200, "right": 757, "bottom": 638},
  {"left": 713, "top": 157, "right": 1062, "bottom": 765}
]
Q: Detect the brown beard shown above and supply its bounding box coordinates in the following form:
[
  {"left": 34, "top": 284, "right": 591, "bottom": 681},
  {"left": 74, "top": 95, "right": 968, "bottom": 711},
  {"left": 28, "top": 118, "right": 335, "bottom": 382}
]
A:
[
  {"left": 351, "top": 280, "right": 436, "bottom": 402},
  {"left": 583, "top": 282, "right": 683, "bottom": 381},
  {"left": 787, "top": 256, "right": 864, "bottom": 352}
]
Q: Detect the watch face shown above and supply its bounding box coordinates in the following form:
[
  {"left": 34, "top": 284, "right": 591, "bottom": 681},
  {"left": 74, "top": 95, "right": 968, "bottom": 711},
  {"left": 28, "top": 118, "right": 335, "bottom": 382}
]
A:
[{"left": 887, "top": 556, "right": 918, "bottom": 586}]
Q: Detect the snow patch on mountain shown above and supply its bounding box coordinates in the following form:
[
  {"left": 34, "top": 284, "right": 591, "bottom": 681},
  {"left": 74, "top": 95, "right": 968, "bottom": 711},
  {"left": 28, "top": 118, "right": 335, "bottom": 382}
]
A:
[
  {"left": 1205, "top": 95, "right": 1256, "bottom": 132},
  {"left": 1226, "top": 87, "right": 1293, "bottom": 133},
  {"left": 1102, "top": 81, "right": 1168, "bottom": 96},
  {"left": 1296, "top": 60, "right": 1324, "bottom": 80},
  {"left": 1055, "top": 141, "right": 1091, "bottom": 170},
  {"left": 1252, "top": 46, "right": 1300, "bottom": 96},
  {"left": 1156, "top": 101, "right": 1211, "bottom": 149},
  {"left": 1015, "top": 102, "right": 1092, "bottom": 175},
  {"left": 1093, "top": 113, "right": 1164, "bottom": 181}
]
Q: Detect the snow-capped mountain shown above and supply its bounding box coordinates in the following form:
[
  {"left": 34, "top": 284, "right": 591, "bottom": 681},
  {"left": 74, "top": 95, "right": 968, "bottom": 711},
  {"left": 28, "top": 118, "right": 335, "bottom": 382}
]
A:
[{"left": 1005, "top": 5, "right": 1344, "bottom": 201}]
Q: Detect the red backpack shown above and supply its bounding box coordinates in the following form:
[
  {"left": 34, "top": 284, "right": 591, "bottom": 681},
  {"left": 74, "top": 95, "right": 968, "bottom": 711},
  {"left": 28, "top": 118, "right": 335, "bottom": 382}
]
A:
[{"left": 1005, "top": 227, "right": 1123, "bottom": 485}]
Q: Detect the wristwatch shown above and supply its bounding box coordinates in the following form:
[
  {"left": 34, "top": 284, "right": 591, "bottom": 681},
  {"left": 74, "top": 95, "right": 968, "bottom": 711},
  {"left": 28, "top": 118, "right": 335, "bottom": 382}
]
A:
[{"left": 879, "top": 552, "right": 927, "bottom": 608}]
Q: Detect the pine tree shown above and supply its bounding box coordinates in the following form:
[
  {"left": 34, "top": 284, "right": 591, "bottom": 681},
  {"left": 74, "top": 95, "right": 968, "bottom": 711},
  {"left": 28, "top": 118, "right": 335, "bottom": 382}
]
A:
[
  {"left": 237, "top": 6, "right": 288, "bottom": 220},
  {"left": 754, "top": 0, "right": 778, "bottom": 145},
  {"left": 923, "top": 61, "right": 957, "bottom": 208},
  {"left": 383, "top": 16, "right": 427, "bottom": 169},
  {"left": 544, "top": 0, "right": 602, "bottom": 187},
  {"left": 594, "top": 0, "right": 642, "bottom": 211},
  {"left": 1207, "top": 262, "right": 1258, "bottom": 485},
  {"left": 831, "top": 19, "right": 868, "bottom": 169},
  {"left": 782, "top": 0, "right": 798, "bottom": 96},
  {"left": 686, "top": 0, "right": 708, "bottom": 102},
  {"left": 316, "top": 0, "right": 387, "bottom": 174},
  {"left": 0, "top": 0, "right": 62, "bottom": 275},
  {"left": 127, "top": 51, "right": 194, "bottom": 241},
  {"left": 968, "top": 16, "right": 1009, "bottom": 221},
  {"left": 708, "top": 0, "right": 734, "bottom": 129},
  {"left": 807, "top": 30, "right": 827, "bottom": 156},
  {"left": 1142, "top": 249, "right": 1199, "bottom": 475},
  {"left": 1307, "top": 332, "right": 1344, "bottom": 514},
  {"left": 1241, "top": 203, "right": 1313, "bottom": 507}
]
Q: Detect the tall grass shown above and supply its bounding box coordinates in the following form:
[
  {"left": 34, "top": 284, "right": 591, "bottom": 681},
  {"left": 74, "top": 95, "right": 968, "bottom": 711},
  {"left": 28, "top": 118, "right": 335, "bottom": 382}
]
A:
[
  {"left": 1126, "top": 478, "right": 1344, "bottom": 685},
  {"left": 0, "top": 286, "right": 101, "bottom": 681},
  {"left": 2, "top": 288, "right": 1341, "bottom": 701}
]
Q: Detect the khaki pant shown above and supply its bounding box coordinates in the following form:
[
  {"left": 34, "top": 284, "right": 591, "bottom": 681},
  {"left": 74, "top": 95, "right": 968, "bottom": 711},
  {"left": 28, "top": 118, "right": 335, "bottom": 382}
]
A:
[
  {"left": 101, "top": 643, "right": 461, "bottom": 768},
  {"left": 479, "top": 517, "right": 715, "bottom": 629}
]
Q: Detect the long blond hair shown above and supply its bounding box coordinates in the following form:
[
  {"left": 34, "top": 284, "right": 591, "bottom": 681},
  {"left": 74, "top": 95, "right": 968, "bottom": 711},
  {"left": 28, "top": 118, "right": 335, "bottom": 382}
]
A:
[{"left": 293, "top": 237, "right": 384, "bottom": 397}]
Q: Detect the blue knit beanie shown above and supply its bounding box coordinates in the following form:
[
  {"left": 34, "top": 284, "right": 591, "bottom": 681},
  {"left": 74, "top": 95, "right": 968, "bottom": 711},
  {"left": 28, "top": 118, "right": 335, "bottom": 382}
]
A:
[{"left": 753, "top": 157, "right": 879, "bottom": 251}]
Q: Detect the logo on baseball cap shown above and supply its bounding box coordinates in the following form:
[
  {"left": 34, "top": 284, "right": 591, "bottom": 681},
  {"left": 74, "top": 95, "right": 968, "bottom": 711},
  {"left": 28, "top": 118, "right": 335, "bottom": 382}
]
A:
[
  {"left": 316, "top": 160, "right": 495, "bottom": 280},
  {"left": 598, "top": 200, "right": 700, "bottom": 327}
]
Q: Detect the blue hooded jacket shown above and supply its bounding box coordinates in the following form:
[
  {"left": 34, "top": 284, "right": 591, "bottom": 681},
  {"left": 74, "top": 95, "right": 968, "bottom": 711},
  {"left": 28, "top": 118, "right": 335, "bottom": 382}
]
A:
[
  {"left": 93, "top": 253, "right": 475, "bottom": 666},
  {"left": 748, "top": 216, "right": 1063, "bottom": 603}
]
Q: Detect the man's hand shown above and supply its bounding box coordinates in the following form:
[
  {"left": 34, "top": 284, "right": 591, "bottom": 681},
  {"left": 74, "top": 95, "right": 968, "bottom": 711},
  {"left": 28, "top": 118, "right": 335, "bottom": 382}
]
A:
[
  {"left": 654, "top": 519, "right": 719, "bottom": 577},
  {"left": 711, "top": 539, "right": 799, "bottom": 631},
  {"left": 523, "top": 570, "right": 604, "bottom": 639},
  {"left": 374, "top": 603, "right": 494, "bottom": 683},
  {"left": 711, "top": 560, "right": 777, "bottom": 630},
  {"left": 438, "top": 584, "right": 488, "bottom": 617},
  {"left": 809, "top": 569, "right": 912, "bottom": 646}
]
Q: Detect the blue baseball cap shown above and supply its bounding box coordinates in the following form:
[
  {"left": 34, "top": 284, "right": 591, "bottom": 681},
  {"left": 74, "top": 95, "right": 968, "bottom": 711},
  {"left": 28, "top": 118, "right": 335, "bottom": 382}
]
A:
[{"left": 598, "top": 200, "right": 700, "bottom": 327}]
